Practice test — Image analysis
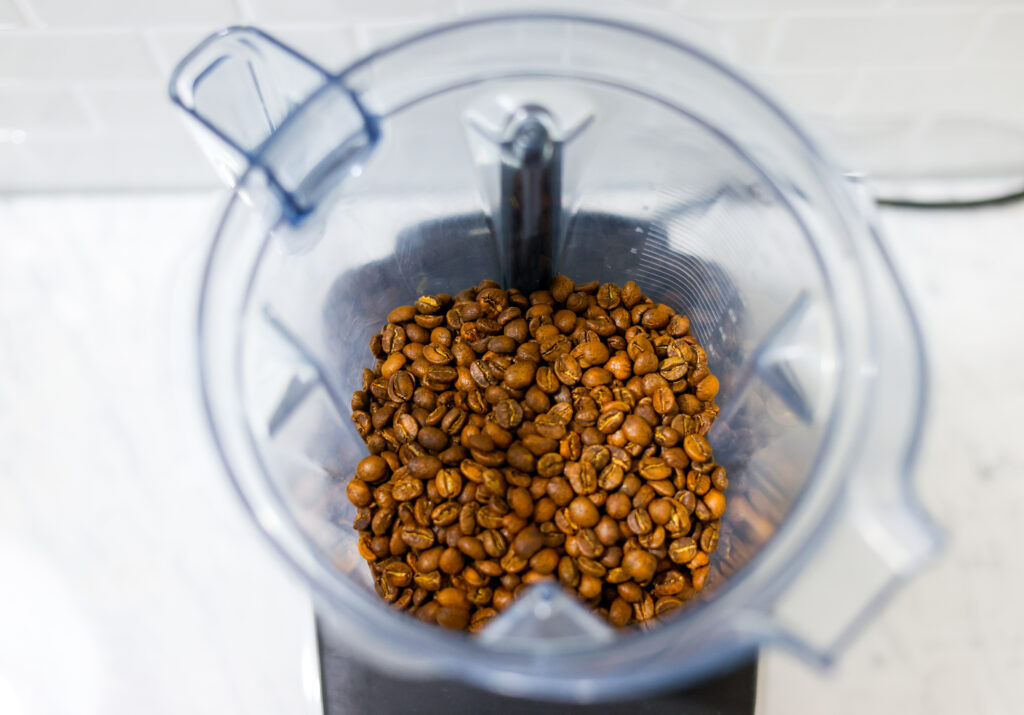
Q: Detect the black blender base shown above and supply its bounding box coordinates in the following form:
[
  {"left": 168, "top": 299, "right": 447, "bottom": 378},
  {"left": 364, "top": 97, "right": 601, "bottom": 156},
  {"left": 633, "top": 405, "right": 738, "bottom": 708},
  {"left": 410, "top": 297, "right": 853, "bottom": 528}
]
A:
[{"left": 316, "top": 617, "right": 757, "bottom": 715}]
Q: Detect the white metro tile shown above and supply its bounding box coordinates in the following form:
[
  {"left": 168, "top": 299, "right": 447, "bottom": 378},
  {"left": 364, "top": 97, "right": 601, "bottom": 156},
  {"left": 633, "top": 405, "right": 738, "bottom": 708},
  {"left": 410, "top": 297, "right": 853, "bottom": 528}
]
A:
[
  {"left": 0, "top": 32, "right": 160, "bottom": 81},
  {"left": 0, "top": 0, "right": 24, "bottom": 26},
  {"left": 676, "top": 0, "right": 885, "bottom": 12},
  {"left": 971, "top": 10, "right": 1024, "bottom": 62},
  {"left": 848, "top": 67, "right": 1024, "bottom": 119},
  {"left": 881, "top": 0, "right": 1007, "bottom": 6},
  {"left": 0, "top": 86, "right": 92, "bottom": 132},
  {"left": 262, "top": 25, "right": 361, "bottom": 73},
  {"left": 706, "top": 17, "right": 777, "bottom": 66},
  {"left": 78, "top": 84, "right": 184, "bottom": 133},
  {"left": 458, "top": 0, "right": 677, "bottom": 15},
  {"left": 810, "top": 115, "right": 920, "bottom": 175},
  {"left": 0, "top": 143, "right": 43, "bottom": 190},
  {"left": 772, "top": 11, "right": 981, "bottom": 67},
  {"left": 1, "top": 130, "right": 217, "bottom": 191},
  {"left": 753, "top": 69, "right": 858, "bottom": 115},
  {"left": 355, "top": 19, "right": 437, "bottom": 54},
  {"left": 248, "top": 0, "right": 458, "bottom": 24},
  {"left": 900, "top": 117, "right": 1024, "bottom": 176},
  {"left": 147, "top": 28, "right": 219, "bottom": 75},
  {"left": 29, "top": 0, "right": 237, "bottom": 26}
]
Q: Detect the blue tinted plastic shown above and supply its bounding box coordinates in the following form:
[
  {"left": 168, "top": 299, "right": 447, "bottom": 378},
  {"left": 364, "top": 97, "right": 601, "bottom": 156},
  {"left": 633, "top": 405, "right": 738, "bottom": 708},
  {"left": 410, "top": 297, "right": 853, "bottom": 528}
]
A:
[{"left": 173, "top": 15, "right": 940, "bottom": 701}]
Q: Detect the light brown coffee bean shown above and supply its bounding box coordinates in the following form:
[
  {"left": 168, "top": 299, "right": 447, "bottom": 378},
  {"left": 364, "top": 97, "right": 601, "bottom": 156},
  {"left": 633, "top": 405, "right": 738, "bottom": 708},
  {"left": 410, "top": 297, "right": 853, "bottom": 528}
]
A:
[
  {"left": 622, "top": 549, "right": 658, "bottom": 582},
  {"left": 351, "top": 278, "right": 726, "bottom": 630},
  {"left": 683, "top": 433, "right": 712, "bottom": 462}
]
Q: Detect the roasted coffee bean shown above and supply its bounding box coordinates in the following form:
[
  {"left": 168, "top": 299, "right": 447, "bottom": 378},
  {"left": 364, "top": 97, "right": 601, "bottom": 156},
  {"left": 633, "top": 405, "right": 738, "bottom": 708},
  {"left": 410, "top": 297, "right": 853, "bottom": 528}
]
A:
[
  {"left": 553, "top": 353, "right": 582, "bottom": 386},
  {"left": 512, "top": 524, "right": 544, "bottom": 559},
  {"left": 576, "top": 529, "right": 605, "bottom": 559},
  {"left": 668, "top": 536, "right": 698, "bottom": 564},
  {"left": 703, "top": 489, "right": 726, "bottom": 519},
  {"left": 578, "top": 574, "right": 602, "bottom": 600},
  {"left": 623, "top": 549, "right": 658, "bottom": 582},
  {"left": 683, "top": 433, "right": 712, "bottom": 462},
  {"left": 710, "top": 466, "right": 728, "bottom": 491},
  {"left": 400, "top": 526, "right": 435, "bottom": 550},
  {"left": 621, "top": 414, "right": 653, "bottom": 446},
  {"left": 626, "top": 508, "right": 654, "bottom": 535},
  {"left": 417, "top": 426, "right": 448, "bottom": 452},
  {"left": 356, "top": 455, "right": 388, "bottom": 482},
  {"left": 536, "top": 453, "right": 565, "bottom": 478},
  {"left": 634, "top": 592, "right": 656, "bottom": 622},
  {"left": 504, "top": 360, "right": 536, "bottom": 389},
  {"left": 350, "top": 277, "right": 725, "bottom": 630},
  {"left": 346, "top": 479, "right": 373, "bottom": 508},
  {"left": 606, "top": 492, "right": 631, "bottom": 520},
  {"left": 392, "top": 476, "right": 423, "bottom": 502},
  {"left": 700, "top": 524, "right": 719, "bottom": 553},
  {"left": 407, "top": 455, "right": 442, "bottom": 480},
  {"left": 534, "top": 366, "right": 559, "bottom": 394},
  {"left": 691, "top": 565, "right": 710, "bottom": 591},
  {"left": 609, "top": 597, "right": 632, "bottom": 626},
  {"left": 534, "top": 415, "right": 566, "bottom": 442},
  {"left": 547, "top": 476, "right": 574, "bottom": 506},
  {"left": 494, "top": 399, "right": 524, "bottom": 429},
  {"left": 568, "top": 496, "right": 600, "bottom": 528},
  {"left": 436, "top": 607, "right": 470, "bottom": 630},
  {"left": 565, "top": 461, "right": 597, "bottom": 495},
  {"left": 481, "top": 529, "right": 508, "bottom": 558}
]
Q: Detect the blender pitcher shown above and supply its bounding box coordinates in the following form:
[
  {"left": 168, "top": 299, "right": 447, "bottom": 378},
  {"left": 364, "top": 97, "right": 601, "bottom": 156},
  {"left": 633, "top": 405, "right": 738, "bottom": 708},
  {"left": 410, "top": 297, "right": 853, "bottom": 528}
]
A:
[{"left": 170, "top": 14, "right": 940, "bottom": 701}]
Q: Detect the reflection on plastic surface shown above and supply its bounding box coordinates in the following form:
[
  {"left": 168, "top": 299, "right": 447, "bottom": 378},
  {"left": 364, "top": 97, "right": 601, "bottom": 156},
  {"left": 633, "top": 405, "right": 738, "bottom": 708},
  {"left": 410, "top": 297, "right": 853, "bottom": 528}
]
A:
[{"left": 185, "top": 15, "right": 938, "bottom": 700}]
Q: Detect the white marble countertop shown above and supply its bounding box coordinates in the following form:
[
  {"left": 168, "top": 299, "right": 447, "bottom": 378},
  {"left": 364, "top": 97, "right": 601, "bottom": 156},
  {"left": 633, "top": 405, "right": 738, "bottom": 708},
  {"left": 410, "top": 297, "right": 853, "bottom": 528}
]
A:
[{"left": 1, "top": 192, "right": 1021, "bottom": 714}]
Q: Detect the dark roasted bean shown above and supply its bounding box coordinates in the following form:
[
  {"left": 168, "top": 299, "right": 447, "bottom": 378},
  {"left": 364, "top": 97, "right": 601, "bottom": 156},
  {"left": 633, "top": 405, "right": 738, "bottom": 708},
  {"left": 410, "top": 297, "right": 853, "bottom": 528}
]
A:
[{"left": 349, "top": 278, "right": 725, "bottom": 630}]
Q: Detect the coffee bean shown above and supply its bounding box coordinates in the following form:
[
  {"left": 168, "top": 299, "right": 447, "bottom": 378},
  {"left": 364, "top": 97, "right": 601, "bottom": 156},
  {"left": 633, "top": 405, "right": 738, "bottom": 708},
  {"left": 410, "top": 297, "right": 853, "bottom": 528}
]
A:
[
  {"left": 633, "top": 592, "right": 655, "bottom": 622},
  {"left": 683, "top": 434, "right": 711, "bottom": 462},
  {"left": 659, "top": 356, "right": 688, "bottom": 382},
  {"left": 627, "top": 508, "right": 654, "bottom": 535},
  {"left": 553, "top": 353, "right": 582, "bottom": 386},
  {"left": 481, "top": 529, "right": 508, "bottom": 558},
  {"left": 536, "top": 453, "right": 564, "bottom": 478},
  {"left": 381, "top": 323, "right": 406, "bottom": 353},
  {"left": 596, "top": 283, "right": 621, "bottom": 310},
  {"left": 700, "top": 525, "right": 719, "bottom": 553},
  {"left": 609, "top": 597, "right": 632, "bottom": 626},
  {"left": 576, "top": 529, "right": 605, "bottom": 559},
  {"left": 512, "top": 524, "right": 544, "bottom": 559},
  {"left": 350, "top": 278, "right": 725, "bottom": 630},
  {"left": 668, "top": 536, "right": 698, "bottom": 564},
  {"left": 356, "top": 455, "right": 388, "bottom": 482},
  {"left": 407, "top": 455, "right": 441, "bottom": 480},
  {"left": 623, "top": 549, "right": 658, "bottom": 582},
  {"left": 400, "top": 526, "right": 434, "bottom": 550},
  {"left": 494, "top": 399, "right": 523, "bottom": 429},
  {"left": 346, "top": 479, "right": 372, "bottom": 508},
  {"left": 568, "top": 496, "right": 600, "bottom": 528},
  {"left": 565, "top": 461, "right": 597, "bottom": 495},
  {"left": 392, "top": 477, "right": 423, "bottom": 502},
  {"left": 578, "top": 574, "right": 602, "bottom": 600},
  {"left": 616, "top": 415, "right": 650, "bottom": 447}
]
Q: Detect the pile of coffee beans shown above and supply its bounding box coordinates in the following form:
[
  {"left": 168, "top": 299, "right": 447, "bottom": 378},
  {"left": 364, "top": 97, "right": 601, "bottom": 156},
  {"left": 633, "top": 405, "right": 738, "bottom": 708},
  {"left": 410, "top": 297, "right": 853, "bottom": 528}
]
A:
[{"left": 346, "top": 276, "right": 726, "bottom": 631}]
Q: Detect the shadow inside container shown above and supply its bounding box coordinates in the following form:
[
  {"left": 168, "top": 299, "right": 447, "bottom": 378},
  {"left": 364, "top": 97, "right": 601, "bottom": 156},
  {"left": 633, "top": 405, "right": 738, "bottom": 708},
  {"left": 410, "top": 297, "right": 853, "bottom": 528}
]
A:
[{"left": 321, "top": 210, "right": 773, "bottom": 583}]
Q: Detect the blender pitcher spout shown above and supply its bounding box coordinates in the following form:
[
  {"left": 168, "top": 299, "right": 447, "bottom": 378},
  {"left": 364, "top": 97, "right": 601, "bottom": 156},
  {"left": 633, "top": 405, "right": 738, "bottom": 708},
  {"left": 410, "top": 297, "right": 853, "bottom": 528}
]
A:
[{"left": 170, "top": 27, "right": 378, "bottom": 216}]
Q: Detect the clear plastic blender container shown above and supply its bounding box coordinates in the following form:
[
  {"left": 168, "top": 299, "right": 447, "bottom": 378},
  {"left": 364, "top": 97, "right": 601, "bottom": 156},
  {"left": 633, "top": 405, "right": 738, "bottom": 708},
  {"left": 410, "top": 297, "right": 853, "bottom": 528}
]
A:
[{"left": 170, "top": 14, "right": 940, "bottom": 701}]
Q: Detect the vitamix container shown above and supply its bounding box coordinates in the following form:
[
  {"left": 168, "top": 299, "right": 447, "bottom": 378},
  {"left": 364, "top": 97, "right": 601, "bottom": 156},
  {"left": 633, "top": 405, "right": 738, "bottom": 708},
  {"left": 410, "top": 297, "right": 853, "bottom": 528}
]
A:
[{"left": 170, "top": 14, "right": 940, "bottom": 701}]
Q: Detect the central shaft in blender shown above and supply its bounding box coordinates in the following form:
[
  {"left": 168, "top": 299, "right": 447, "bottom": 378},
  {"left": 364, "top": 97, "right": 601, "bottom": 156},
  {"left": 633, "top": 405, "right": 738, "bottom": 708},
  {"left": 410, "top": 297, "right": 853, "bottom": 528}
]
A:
[{"left": 499, "top": 109, "right": 562, "bottom": 293}]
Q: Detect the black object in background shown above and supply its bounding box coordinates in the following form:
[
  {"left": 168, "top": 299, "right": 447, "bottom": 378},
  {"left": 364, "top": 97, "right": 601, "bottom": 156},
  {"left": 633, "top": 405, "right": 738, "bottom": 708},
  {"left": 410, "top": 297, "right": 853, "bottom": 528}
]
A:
[{"left": 316, "top": 616, "right": 757, "bottom": 715}]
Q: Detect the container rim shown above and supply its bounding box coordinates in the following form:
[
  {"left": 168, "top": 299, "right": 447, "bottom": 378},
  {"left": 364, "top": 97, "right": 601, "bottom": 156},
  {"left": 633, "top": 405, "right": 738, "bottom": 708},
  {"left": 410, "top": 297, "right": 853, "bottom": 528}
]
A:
[{"left": 190, "top": 11, "right": 931, "bottom": 700}]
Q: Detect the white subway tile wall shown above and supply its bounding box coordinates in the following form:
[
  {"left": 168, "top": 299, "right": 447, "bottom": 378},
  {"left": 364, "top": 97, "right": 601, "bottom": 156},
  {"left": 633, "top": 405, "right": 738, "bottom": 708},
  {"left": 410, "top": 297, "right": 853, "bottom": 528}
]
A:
[
  {"left": 0, "top": 0, "right": 23, "bottom": 26},
  {"left": 1, "top": 0, "right": 1022, "bottom": 190}
]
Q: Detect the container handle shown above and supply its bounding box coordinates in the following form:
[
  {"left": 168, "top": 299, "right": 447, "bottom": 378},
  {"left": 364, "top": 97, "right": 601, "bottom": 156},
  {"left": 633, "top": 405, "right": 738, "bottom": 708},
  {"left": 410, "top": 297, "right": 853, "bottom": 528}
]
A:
[{"left": 168, "top": 27, "right": 331, "bottom": 187}]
